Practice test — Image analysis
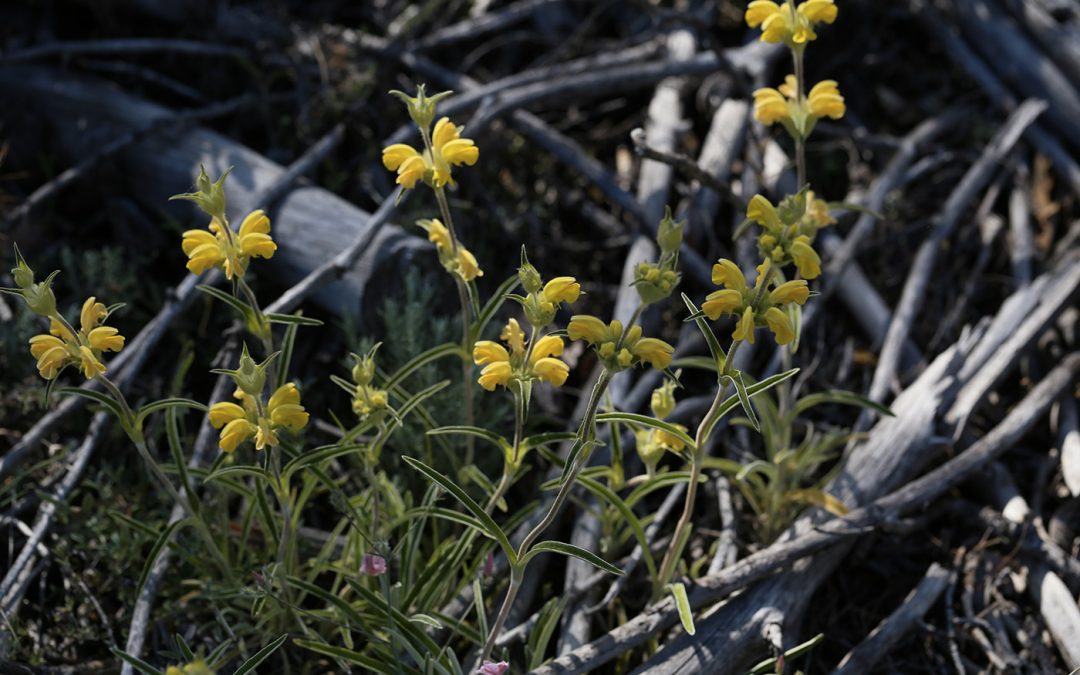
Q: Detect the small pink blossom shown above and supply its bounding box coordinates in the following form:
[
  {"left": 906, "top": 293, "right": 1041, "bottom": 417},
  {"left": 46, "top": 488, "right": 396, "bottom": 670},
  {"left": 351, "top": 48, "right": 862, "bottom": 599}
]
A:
[
  {"left": 482, "top": 551, "right": 495, "bottom": 578},
  {"left": 478, "top": 661, "right": 509, "bottom": 675},
  {"left": 360, "top": 553, "right": 387, "bottom": 576}
]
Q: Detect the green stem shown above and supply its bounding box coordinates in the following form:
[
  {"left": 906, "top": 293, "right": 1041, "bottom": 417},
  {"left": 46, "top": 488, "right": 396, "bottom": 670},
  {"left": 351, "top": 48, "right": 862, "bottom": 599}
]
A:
[
  {"left": 792, "top": 44, "right": 807, "bottom": 190},
  {"left": 480, "top": 369, "right": 613, "bottom": 662}
]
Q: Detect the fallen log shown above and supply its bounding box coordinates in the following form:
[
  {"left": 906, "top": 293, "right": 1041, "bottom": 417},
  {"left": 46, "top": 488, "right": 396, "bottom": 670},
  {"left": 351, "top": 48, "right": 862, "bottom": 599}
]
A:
[{"left": 0, "top": 65, "right": 422, "bottom": 318}]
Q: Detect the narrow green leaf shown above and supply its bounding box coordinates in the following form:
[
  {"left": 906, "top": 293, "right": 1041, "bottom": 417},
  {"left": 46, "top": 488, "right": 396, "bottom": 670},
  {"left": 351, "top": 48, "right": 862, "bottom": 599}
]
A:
[
  {"left": 386, "top": 343, "right": 463, "bottom": 389},
  {"left": 175, "top": 634, "right": 195, "bottom": 661},
  {"left": 523, "top": 541, "right": 624, "bottom": 576},
  {"left": 670, "top": 356, "right": 720, "bottom": 373},
  {"left": 520, "top": 431, "right": 578, "bottom": 450},
  {"left": 232, "top": 633, "right": 288, "bottom": 675},
  {"left": 136, "top": 518, "right": 188, "bottom": 599},
  {"left": 293, "top": 639, "right": 391, "bottom": 673},
  {"left": 667, "top": 582, "right": 696, "bottom": 636},
  {"left": 576, "top": 476, "right": 657, "bottom": 581},
  {"left": 793, "top": 390, "right": 894, "bottom": 418},
  {"left": 136, "top": 397, "right": 208, "bottom": 424},
  {"left": 401, "top": 456, "right": 516, "bottom": 565},
  {"left": 55, "top": 386, "right": 126, "bottom": 421},
  {"left": 276, "top": 319, "right": 301, "bottom": 390},
  {"left": 427, "top": 426, "right": 510, "bottom": 454},
  {"left": 723, "top": 371, "right": 758, "bottom": 431},
  {"left": 110, "top": 648, "right": 162, "bottom": 675},
  {"left": 265, "top": 312, "right": 324, "bottom": 326},
  {"left": 197, "top": 284, "right": 253, "bottom": 320},
  {"left": 595, "top": 412, "right": 695, "bottom": 450},
  {"left": 681, "top": 293, "right": 725, "bottom": 375}
]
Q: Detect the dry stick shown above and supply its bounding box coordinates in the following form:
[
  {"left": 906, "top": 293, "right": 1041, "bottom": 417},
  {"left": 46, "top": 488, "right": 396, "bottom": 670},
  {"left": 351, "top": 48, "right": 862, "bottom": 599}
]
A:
[
  {"left": 912, "top": 0, "right": 1080, "bottom": 197},
  {"left": 1007, "top": 168, "right": 1034, "bottom": 288},
  {"left": 832, "top": 562, "right": 950, "bottom": 675},
  {"left": 0, "top": 413, "right": 112, "bottom": 616},
  {"left": 706, "top": 473, "right": 737, "bottom": 575},
  {"left": 415, "top": 0, "right": 563, "bottom": 50},
  {"left": 0, "top": 91, "right": 259, "bottom": 231},
  {"left": 0, "top": 38, "right": 245, "bottom": 62},
  {"left": 864, "top": 99, "right": 1046, "bottom": 408},
  {"left": 531, "top": 353, "right": 1080, "bottom": 674}
]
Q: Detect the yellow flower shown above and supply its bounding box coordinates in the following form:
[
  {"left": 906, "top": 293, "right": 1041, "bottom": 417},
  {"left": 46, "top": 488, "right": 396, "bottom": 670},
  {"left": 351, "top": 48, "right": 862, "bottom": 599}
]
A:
[
  {"left": 237, "top": 210, "right": 278, "bottom": 259},
  {"left": 769, "top": 279, "right": 810, "bottom": 305},
  {"left": 650, "top": 379, "right": 677, "bottom": 420},
  {"left": 543, "top": 277, "right": 581, "bottom": 305},
  {"left": 702, "top": 289, "right": 744, "bottom": 320},
  {"left": 753, "top": 86, "right": 790, "bottom": 125},
  {"left": 381, "top": 116, "right": 478, "bottom": 191},
  {"left": 567, "top": 315, "right": 609, "bottom": 343},
  {"left": 733, "top": 307, "right": 757, "bottom": 344},
  {"left": 423, "top": 218, "right": 484, "bottom": 282},
  {"left": 27, "top": 296, "right": 124, "bottom": 381},
  {"left": 763, "top": 307, "right": 796, "bottom": 345},
  {"left": 208, "top": 381, "right": 307, "bottom": 452},
  {"left": 747, "top": 195, "right": 782, "bottom": 230},
  {"left": 807, "top": 80, "right": 845, "bottom": 119},
  {"left": 790, "top": 235, "right": 822, "bottom": 279},
  {"left": 382, "top": 144, "right": 427, "bottom": 189},
  {"left": 478, "top": 361, "right": 513, "bottom": 392},
  {"left": 165, "top": 660, "right": 215, "bottom": 675},
  {"left": 268, "top": 383, "right": 309, "bottom": 431},
  {"left": 473, "top": 320, "right": 570, "bottom": 391},
  {"left": 745, "top": 0, "right": 837, "bottom": 45},
  {"left": 631, "top": 338, "right": 673, "bottom": 370},
  {"left": 804, "top": 191, "right": 837, "bottom": 229},
  {"left": 181, "top": 210, "right": 276, "bottom": 280}
]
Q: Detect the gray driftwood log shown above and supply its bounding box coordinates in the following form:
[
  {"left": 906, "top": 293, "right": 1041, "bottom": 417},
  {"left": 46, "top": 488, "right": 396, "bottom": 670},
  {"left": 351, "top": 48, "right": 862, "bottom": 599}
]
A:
[{"left": 0, "top": 65, "right": 422, "bottom": 318}]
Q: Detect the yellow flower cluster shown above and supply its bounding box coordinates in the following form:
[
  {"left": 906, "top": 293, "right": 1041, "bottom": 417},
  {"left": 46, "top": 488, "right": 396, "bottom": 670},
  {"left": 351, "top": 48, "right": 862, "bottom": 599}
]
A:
[
  {"left": 745, "top": 0, "right": 837, "bottom": 45},
  {"left": 424, "top": 219, "right": 483, "bottom": 282},
  {"left": 29, "top": 297, "right": 125, "bottom": 380},
  {"left": 747, "top": 194, "right": 824, "bottom": 279},
  {"left": 753, "top": 74, "right": 845, "bottom": 136},
  {"left": 567, "top": 316, "right": 673, "bottom": 372},
  {"left": 181, "top": 209, "right": 277, "bottom": 280},
  {"left": 473, "top": 318, "right": 569, "bottom": 391},
  {"left": 702, "top": 259, "right": 808, "bottom": 345},
  {"left": 382, "top": 117, "right": 479, "bottom": 190},
  {"left": 209, "top": 383, "right": 309, "bottom": 452}
]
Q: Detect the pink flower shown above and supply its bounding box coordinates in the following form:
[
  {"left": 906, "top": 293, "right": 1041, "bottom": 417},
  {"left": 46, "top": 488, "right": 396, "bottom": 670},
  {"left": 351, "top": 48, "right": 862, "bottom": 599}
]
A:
[
  {"left": 360, "top": 553, "right": 387, "bottom": 576},
  {"left": 482, "top": 551, "right": 495, "bottom": 578},
  {"left": 478, "top": 661, "right": 509, "bottom": 675}
]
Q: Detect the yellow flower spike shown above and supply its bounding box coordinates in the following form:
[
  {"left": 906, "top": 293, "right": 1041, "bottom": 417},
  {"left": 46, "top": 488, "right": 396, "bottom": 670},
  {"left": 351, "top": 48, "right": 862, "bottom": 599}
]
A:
[
  {"left": 181, "top": 229, "right": 227, "bottom": 275},
  {"left": 532, "top": 357, "right": 569, "bottom": 387},
  {"left": 747, "top": 195, "right": 782, "bottom": 230},
  {"left": 432, "top": 118, "right": 479, "bottom": 167},
  {"left": 78, "top": 346, "right": 106, "bottom": 378},
  {"left": 80, "top": 297, "right": 107, "bottom": 332},
  {"left": 473, "top": 341, "right": 511, "bottom": 365},
  {"left": 798, "top": 0, "right": 838, "bottom": 23},
  {"left": 237, "top": 209, "right": 277, "bottom": 260},
  {"left": 712, "top": 259, "right": 748, "bottom": 291},
  {"left": 478, "top": 361, "right": 513, "bottom": 391},
  {"left": 753, "top": 87, "right": 790, "bottom": 125},
  {"left": 790, "top": 235, "right": 822, "bottom": 279},
  {"left": 567, "top": 315, "right": 608, "bottom": 344},
  {"left": 769, "top": 280, "right": 811, "bottom": 306},
  {"left": 29, "top": 335, "right": 68, "bottom": 379},
  {"left": 542, "top": 276, "right": 581, "bottom": 305},
  {"left": 268, "top": 383, "right": 309, "bottom": 431},
  {"left": 763, "top": 307, "right": 796, "bottom": 344},
  {"left": 87, "top": 326, "right": 125, "bottom": 352},
  {"left": 397, "top": 155, "right": 428, "bottom": 189},
  {"left": 208, "top": 401, "right": 246, "bottom": 428},
  {"left": 382, "top": 144, "right": 421, "bottom": 172},
  {"left": 630, "top": 338, "right": 674, "bottom": 370},
  {"left": 500, "top": 318, "right": 527, "bottom": 356},
  {"left": 457, "top": 248, "right": 484, "bottom": 281},
  {"left": 807, "top": 80, "right": 845, "bottom": 119},
  {"left": 529, "top": 335, "right": 565, "bottom": 362},
  {"left": 702, "top": 289, "right": 744, "bottom": 320},
  {"left": 427, "top": 219, "right": 453, "bottom": 252},
  {"left": 733, "top": 307, "right": 757, "bottom": 344}
]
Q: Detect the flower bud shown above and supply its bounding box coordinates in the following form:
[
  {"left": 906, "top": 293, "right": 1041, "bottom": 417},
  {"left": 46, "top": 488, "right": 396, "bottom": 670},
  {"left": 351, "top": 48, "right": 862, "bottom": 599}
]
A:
[
  {"left": 518, "top": 246, "right": 542, "bottom": 294},
  {"left": 233, "top": 344, "right": 267, "bottom": 396},
  {"left": 11, "top": 245, "right": 34, "bottom": 289},
  {"left": 23, "top": 280, "right": 57, "bottom": 317},
  {"left": 657, "top": 207, "right": 685, "bottom": 255},
  {"left": 389, "top": 85, "right": 453, "bottom": 133},
  {"left": 650, "top": 379, "right": 677, "bottom": 420},
  {"left": 352, "top": 344, "right": 381, "bottom": 385},
  {"left": 777, "top": 191, "right": 807, "bottom": 226},
  {"left": 169, "top": 165, "right": 231, "bottom": 221}
]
